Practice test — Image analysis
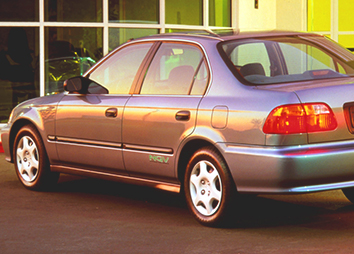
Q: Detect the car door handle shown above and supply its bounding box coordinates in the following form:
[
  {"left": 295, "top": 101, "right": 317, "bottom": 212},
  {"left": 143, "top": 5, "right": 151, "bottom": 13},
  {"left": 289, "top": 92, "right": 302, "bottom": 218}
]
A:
[
  {"left": 175, "top": 111, "right": 190, "bottom": 121},
  {"left": 105, "top": 108, "right": 118, "bottom": 118}
]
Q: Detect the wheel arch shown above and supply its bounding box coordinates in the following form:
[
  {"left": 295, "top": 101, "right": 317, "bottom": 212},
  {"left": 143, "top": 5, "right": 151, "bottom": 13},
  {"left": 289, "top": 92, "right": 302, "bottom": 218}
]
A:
[
  {"left": 8, "top": 119, "right": 40, "bottom": 163},
  {"left": 177, "top": 138, "right": 229, "bottom": 188}
]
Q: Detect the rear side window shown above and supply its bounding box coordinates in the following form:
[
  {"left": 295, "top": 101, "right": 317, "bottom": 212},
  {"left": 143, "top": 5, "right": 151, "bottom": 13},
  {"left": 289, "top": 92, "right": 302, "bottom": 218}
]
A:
[
  {"left": 89, "top": 43, "right": 153, "bottom": 94},
  {"left": 140, "top": 43, "right": 209, "bottom": 95}
]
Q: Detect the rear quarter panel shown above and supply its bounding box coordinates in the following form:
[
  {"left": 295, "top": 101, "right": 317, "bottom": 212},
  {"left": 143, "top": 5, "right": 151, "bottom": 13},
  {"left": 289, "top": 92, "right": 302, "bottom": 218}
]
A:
[{"left": 195, "top": 42, "right": 302, "bottom": 146}]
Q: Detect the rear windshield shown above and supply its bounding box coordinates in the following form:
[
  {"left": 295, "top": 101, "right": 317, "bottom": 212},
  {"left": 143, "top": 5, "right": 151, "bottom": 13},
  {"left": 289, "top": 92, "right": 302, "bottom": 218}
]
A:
[{"left": 220, "top": 35, "right": 354, "bottom": 85}]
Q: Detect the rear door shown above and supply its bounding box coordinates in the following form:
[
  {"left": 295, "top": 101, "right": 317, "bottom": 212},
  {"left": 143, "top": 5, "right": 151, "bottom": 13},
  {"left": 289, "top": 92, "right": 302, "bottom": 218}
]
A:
[
  {"left": 122, "top": 42, "right": 210, "bottom": 182},
  {"left": 55, "top": 42, "right": 154, "bottom": 174}
]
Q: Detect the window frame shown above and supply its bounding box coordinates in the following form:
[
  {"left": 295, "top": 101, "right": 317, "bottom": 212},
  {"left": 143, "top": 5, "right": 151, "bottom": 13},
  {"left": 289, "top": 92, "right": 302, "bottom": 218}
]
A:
[
  {"left": 137, "top": 41, "right": 211, "bottom": 96},
  {"left": 86, "top": 41, "right": 156, "bottom": 95}
]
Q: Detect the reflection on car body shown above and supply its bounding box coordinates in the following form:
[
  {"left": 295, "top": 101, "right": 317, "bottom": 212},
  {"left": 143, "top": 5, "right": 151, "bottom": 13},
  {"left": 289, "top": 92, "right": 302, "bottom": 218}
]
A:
[{"left": 4, "top": 30, "right": 354, "bottom": 227}]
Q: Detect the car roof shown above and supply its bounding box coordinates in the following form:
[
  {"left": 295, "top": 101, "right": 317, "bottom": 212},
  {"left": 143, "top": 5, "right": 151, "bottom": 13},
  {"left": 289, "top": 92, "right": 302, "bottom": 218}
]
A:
[{"left": 132, "top": 30, "right": 322, "bottom": 43}]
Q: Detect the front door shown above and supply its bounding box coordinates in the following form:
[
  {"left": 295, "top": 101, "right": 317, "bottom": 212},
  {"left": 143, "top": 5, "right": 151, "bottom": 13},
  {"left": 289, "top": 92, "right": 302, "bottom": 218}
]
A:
[
  {"left": 55, "top": 94, "right": 129, "bottom": 174},
  {"left": 55, "top": 42, "right": 155, "bottom": 174}
]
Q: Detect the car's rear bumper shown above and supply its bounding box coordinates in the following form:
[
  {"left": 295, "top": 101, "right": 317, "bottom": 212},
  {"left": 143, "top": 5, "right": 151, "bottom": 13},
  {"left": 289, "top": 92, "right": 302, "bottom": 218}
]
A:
[{"left": 220, "top": 140, "right": 354, "bottom": 194}]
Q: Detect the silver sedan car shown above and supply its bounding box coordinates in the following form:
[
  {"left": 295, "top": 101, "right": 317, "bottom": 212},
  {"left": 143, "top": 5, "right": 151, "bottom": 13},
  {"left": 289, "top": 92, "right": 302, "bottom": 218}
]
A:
[{"left": 3, "top": 30, "right": 354, "bottom": 227}]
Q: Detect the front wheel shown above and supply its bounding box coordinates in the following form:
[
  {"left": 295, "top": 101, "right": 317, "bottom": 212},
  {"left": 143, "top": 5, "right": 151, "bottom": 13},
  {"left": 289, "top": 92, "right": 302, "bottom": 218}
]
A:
[
  {"left": 184, "top": 147, "right": 236, "bottom": 227},
  {"left": 13, "top": 125, "right": 59, "bottom": 191}
]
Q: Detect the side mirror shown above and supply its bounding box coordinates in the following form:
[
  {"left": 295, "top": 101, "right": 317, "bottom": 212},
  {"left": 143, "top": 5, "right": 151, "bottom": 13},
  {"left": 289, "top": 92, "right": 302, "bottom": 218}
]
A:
[
  {"left": 64, "top": 77, "right": 85, "bottom": 93},
  {"left": 64, "top": 76, "right": 108, "bottom": 95}
]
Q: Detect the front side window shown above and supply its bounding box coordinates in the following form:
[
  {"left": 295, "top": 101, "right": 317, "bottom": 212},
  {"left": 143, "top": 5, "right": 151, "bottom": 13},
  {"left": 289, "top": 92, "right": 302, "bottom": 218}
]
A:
[
  {"left": 89, "top": 43, "right": 153, "bottom": 94},
  {"left": 140, "top": 43, "right": 209, "bottom": 95},
  {"left": 221, "top": 35, "right": 354, "bottom": 85}
]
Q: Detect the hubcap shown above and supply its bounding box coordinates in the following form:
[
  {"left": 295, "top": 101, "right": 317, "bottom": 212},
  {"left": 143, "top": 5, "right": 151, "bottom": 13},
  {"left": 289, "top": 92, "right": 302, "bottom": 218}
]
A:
[
  {"left": 16, "top": 136, "right": 39, "bottom": 182},
  {"left": 189, "top": 160, "right": 222, "bottom": 216}
]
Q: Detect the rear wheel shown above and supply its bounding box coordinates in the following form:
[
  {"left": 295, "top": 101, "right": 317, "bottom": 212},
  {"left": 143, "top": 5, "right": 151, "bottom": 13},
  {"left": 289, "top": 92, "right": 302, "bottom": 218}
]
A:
[
  {"left": 184, "top": 147, "right": 236, "bottom": 227},
  {"left": 13, "top": 125, "right": 59, "bottom": 190}
]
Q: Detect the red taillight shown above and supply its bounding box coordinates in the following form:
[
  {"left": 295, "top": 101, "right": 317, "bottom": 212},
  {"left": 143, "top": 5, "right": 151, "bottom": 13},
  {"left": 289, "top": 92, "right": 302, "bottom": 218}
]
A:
[{"left": 263, "top": 103, "right": 337, "bottom": 134}]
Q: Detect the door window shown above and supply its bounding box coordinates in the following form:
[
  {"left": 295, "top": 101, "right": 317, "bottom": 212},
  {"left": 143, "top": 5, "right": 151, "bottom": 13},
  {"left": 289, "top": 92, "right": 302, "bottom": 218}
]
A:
[
  {"left": 140, "top": 43, "right": 209, "bottom": 95},
  {"left": 89, "top": 42, "right": 153, "bottom": 94}
]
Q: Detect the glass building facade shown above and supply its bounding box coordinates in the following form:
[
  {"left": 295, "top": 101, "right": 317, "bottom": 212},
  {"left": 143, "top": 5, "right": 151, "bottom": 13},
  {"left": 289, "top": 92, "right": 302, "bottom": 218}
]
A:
[
  {"left": 0, "top": 0, "right": 232, "bottom": 123},
  {"left": 308, "top": 0, "right": 354, "bottom": 49}
]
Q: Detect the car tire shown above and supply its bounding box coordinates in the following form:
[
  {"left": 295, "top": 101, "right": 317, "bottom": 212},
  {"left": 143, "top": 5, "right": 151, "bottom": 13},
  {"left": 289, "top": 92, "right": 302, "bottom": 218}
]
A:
[
  {"left": 13, "top": 124, "right": 59, "bottom": 191},
  {"left": 184, "top": 147, "right": 236, "bottom": 227},
  {"left": 342, "top": 187, "right": 354, "bottom": 204}
]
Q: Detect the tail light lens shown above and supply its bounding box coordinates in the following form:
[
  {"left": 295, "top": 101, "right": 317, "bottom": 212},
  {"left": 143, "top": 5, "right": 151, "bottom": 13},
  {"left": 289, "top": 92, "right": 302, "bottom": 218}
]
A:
[{"left": 263, "top": 103, "right": 337, "bottom": 134}]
